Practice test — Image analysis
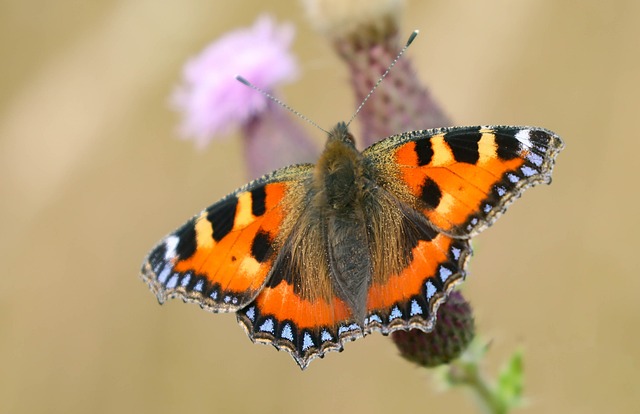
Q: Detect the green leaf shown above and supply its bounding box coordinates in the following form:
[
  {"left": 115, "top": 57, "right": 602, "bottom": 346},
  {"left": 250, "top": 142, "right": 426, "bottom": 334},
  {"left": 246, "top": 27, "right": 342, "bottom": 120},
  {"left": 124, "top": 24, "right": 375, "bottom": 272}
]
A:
[{"left": 496, "top": 349, "right": 524, "bottom": 409}]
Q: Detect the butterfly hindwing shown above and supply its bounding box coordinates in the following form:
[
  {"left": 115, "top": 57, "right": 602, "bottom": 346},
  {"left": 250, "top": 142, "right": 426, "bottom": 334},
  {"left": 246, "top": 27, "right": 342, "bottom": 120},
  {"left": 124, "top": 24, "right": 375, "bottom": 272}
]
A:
[
  {"left": 237, "top": 270, "right": 357, "bottom": 369},
  {"left": 141, "top": 164, "right": 313, "bottom": 313},
  {"left": 364, "top": 126, "right": 564, "bottom": 238},
  {"left": 237, "top": 203, "right": 362, "bottom": 368},
  {"left": 364, "top": 215, "right": 472, "bottom": 335}
]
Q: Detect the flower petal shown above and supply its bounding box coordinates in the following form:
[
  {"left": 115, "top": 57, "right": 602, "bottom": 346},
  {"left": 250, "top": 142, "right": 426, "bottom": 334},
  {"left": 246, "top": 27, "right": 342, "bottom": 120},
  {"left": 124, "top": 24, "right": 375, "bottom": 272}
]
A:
[{"left": 172, "top": 15, "right": 299, "bottom": 147}]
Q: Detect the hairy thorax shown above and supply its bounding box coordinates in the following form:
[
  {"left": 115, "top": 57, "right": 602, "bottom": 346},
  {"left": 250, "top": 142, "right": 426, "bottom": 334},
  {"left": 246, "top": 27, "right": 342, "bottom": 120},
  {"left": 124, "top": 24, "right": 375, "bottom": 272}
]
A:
[{"left": 314, "top": 124, "right": 365, "bottom": 210}]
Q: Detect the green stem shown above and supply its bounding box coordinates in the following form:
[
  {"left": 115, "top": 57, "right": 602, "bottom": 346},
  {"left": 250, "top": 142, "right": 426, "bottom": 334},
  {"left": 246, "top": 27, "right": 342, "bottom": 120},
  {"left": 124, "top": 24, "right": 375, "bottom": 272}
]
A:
[{"left": 447, "top": 359, "right": 508, "bottom": 414}]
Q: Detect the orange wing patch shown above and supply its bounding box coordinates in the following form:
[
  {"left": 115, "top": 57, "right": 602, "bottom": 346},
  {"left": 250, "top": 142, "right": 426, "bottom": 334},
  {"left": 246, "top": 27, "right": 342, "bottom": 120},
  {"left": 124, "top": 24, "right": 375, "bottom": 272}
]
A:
[
  {"left": 364, "top": 232, "right": 470, "bottom": 334},
  {"left": 141, "top": 171, "right": 309, "bottom": 313},
  {"left": 253, "top": 281, "right": 351, "bottom": 330},
  {"left": 172, "top": 182, "right": 286, "bottom": 296},
  {"left": 237, "top": 277, "right": 360, "bottom": 369},
  {"left": 237, "top": 252, "right": 365, "bottom": 369},
  {"left": 391, "top": 127, "right": 563, "bottom": 236}
]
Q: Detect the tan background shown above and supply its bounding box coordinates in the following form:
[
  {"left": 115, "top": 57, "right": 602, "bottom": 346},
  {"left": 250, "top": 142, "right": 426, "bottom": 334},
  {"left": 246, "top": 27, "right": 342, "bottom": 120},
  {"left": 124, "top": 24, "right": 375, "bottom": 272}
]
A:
[{"left": 1, "top": 0, "right": 638, "bottom": 413}]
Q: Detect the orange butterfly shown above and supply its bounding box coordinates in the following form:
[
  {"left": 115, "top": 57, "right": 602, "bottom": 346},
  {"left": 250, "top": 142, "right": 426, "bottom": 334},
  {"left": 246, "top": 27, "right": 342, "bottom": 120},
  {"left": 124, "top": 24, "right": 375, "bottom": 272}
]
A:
[{"left": 141, "top": 121, "right": 563, "bottom": 369}]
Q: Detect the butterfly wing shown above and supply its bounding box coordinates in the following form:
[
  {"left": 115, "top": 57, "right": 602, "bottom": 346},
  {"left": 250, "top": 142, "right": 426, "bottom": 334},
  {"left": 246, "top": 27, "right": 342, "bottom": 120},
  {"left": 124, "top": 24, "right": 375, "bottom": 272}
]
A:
[
  {"left": 141, "top": 164, "right": 314, "bottom": 313},
  {"left": 237, "top": 259, "right": 356, "bottom": 369},
  {"left": 364, "top": 126, "right": 564, "bottom": 237},
  {"left": 362, "top": 192, "right": 472, "bottom": 335},
  {"left": 361, "top": 126, "right": 564, "bottom": 332},
  {"left": 143, "top": 160, "right": 361, "bottom": 369},
  {"left": 237, "top": 204, "right": 361, "bottom": 369}
]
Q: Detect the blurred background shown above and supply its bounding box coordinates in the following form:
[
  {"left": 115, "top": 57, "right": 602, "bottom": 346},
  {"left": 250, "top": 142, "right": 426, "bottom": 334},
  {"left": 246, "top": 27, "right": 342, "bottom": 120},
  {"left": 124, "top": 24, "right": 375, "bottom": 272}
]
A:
[{"left": 1, "top": 0, "right": 639, "bottom": 413}]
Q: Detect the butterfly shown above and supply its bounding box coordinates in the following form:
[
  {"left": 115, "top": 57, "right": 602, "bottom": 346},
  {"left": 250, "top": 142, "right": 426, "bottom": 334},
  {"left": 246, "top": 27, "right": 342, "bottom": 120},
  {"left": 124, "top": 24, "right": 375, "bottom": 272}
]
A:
[{"left": 141, "top": 121, "right": 563, "bottom": 369}]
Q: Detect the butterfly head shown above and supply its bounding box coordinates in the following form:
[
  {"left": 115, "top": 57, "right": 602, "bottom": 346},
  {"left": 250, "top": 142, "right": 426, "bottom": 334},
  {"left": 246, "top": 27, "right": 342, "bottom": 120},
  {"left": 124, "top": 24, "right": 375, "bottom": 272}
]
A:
[{"left": 327, "top": 122, "right": 356, "bottom": 147}]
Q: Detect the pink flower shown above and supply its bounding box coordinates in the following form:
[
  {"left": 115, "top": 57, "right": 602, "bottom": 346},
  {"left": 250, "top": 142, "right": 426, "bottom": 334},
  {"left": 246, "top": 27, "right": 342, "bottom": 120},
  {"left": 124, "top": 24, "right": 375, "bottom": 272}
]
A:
[{"left": 172, "top": 15, "right": 299, "bottom": 148}]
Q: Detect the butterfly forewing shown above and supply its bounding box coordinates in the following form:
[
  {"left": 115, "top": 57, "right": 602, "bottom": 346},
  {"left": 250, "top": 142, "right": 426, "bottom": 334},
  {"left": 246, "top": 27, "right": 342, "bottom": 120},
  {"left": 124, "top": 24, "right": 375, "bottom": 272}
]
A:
[
  {"left": 141, "top": 164, "right": 313, "bottom": 312},
  {"left": 363, "top": 126, "right": 564, "bottom": 238}
]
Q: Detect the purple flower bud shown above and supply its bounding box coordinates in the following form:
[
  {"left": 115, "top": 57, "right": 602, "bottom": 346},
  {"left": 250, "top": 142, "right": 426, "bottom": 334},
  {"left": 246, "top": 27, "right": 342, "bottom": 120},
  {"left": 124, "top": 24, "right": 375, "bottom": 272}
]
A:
[{"left": 391, "top": 291, "right": 475, "bottom": 367}]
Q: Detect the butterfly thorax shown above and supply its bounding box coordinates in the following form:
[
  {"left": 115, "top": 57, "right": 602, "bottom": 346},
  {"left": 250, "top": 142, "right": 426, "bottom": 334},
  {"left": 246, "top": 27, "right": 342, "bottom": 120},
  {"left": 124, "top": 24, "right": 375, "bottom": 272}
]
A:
[
  {"left": 310, "top": 122, "right": 373, "bottom": 322},
  {"left": 313, "top": 122, "right": 364, "bottom": 209}
]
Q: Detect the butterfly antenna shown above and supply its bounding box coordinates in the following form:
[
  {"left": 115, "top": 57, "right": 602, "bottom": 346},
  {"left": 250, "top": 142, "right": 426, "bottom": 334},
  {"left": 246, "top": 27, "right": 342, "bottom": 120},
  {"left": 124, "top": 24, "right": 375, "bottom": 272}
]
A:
[
  {"left": 346, "top": 30, "right": 419, "bottom": 127},
  {"left": 235, "top": 75, "right": 329, "bottom": 134}
]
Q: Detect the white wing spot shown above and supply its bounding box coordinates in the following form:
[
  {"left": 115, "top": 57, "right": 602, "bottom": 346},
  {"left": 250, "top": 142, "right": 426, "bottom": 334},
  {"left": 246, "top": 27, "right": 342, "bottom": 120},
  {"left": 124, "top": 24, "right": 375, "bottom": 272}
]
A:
[
  {"left": 507, "top": 173, "right": 519, "bottom": 183},
  {"left": 368, "top": 314, "right": 382, "bottom": 324},
  {"left": 410, "top": 300, "right": 423, "bottom": 316},
  {"left": 451, "top": 247, "right": 461, "bottom": 260},
  {"left": 515, "top": 129, "right": 532, "bottom": 147},
  {"left": 389, "top": 306, "right": 402, "bottom": 321},
  {"left": 259, "top": 318, "right": 274, "bottom": 333},
  {"left": 245, "top": 306, "right": 255, "bottom": 321},
  {"left": 164, "top": 236, "right": 180, "bottom": 260},
  {"left": 338, "top": 324, "right": 360, "bottom": 335},
  {"left": 180, "top": 274, "right": 191, "bottom": 287},
  {"left": 527, "top": 152, "right": 544, "bottom": 167},
  {"left": 281, "top": 324, "right": 294, "bottom": 341},
  {"left": 439, "top": 266, "right": 453, "bottom": 282},
  {"left": 425, "top": 281, "right": 437, "bottom": 300},
  {"left": 302, "top": 332, "right": 314, "bottom": 351},
  {"left": 320, "top": 330, "right": 332, "bottom": 342},
  {"left": 521, "top": 166, "right": 537, "bottom": 177},
  {"left": 158, "top": 265, "right": 172, "bottom": 284},
  {"left": 483, "top": 203, "right": 492, "bottom": 213},
  {"left": 194, "top": 279, "right": 204, "bottom": 292},
  {"left": 166, "top": 275, "right": 179, "bottom": 289},
  {"left": 210, "top": 290, "right": 218, "bottom": 300},
  {"left": 496, "top": 186, "right": 506, "bottom": 196}
]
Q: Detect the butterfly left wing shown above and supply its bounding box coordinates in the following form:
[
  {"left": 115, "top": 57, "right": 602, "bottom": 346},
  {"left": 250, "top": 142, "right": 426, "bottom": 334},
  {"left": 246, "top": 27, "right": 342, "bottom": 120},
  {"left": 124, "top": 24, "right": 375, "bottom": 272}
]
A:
[
  {"left": 361, "top": 126, "right": 563, "bottom": 333},
  {"left": 141, "top": 164, "right": 313, "bottom": 313}
]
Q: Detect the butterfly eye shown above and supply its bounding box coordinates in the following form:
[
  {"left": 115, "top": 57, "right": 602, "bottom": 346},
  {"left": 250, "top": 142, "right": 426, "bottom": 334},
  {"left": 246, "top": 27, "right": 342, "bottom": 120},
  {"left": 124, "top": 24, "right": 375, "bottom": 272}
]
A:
[
  {"left": 343, "top": 132, "right": 355, "bottom": 145},
  {"left": 327, "top": 122, "right": 356, "bottom": 146}
]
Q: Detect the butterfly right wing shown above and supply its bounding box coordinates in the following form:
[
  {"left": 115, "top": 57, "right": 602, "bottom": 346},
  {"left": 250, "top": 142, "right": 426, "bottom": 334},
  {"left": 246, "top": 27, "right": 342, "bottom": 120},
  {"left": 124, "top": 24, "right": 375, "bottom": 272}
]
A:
[
  {"left": 364, "top": 126, "right": 564, "bottom": 238},
  {"left": 359, "top": 126, "right": 563, "bottom": 334},
  {"left": 141, "top": 164, "right": 314, "bottom": 313}
]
